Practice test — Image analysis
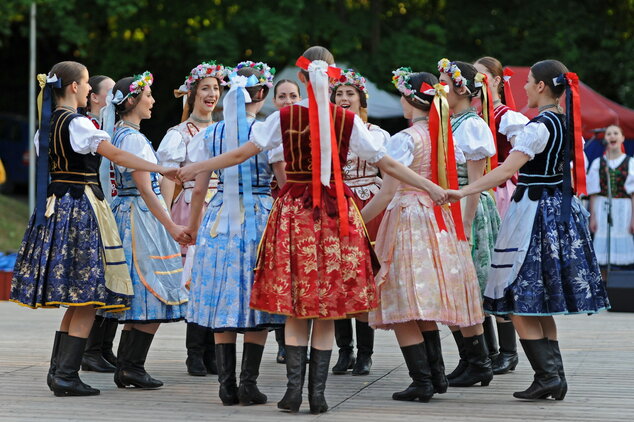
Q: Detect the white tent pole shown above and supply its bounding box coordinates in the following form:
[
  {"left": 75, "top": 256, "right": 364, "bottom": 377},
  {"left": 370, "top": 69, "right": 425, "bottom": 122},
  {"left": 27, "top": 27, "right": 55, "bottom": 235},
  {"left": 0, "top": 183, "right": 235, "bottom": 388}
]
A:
[{"left": 28, "top": 2, "right": 36, "bottom": 212}]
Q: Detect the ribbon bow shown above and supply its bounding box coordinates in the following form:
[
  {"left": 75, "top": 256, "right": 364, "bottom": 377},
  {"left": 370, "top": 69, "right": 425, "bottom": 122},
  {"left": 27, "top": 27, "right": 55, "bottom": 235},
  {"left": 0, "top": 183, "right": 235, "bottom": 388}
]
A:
[
  {"left": 34, "top": 73, "right": 61, "bottom": 227},
  {"left": 502, "top": 68, "right": 517, "bottom": 111},
  {"left": 217, "top": 72, "right": 259, "bottom": 240},
  {"left": 475, "top": 72, "right": 498, "bottom": 174},
  {"left": 427, "top": 82, "right": 466, "bottom": 241},
  {"left": 295, "top": 56, "right": 350, "bottom": 236},
  {"left": 554, "top": 72, "right": 586, "bottom": 223},
  {"left": 102, "top": 90, "right": 124, "bottom": 139}
]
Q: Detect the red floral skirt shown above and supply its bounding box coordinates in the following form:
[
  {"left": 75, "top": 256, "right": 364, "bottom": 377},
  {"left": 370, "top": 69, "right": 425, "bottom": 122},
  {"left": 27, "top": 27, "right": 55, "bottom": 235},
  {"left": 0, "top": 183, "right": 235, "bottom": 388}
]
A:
[{"left": 250, "top": 184, "right": 378, "bottom": 319}]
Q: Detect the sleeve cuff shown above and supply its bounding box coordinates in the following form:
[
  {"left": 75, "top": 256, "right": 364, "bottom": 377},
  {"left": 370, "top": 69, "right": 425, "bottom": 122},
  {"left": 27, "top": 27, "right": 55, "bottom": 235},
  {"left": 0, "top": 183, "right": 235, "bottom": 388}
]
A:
[{"left": 510, "top": 145, "right": 535, "bottom": 160}]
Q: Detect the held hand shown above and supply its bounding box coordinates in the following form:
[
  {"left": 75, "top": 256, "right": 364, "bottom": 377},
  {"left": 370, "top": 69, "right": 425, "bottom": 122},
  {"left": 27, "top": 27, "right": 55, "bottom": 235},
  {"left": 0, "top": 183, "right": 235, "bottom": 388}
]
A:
[
  {"left": 446, "top": 189, "right": 464, "bottom": 204},
  {"left": 177, "top": 163, "right": 199, "bottom": 183},
  {"left": 589, "top": 216, "right": 597, "bottom": 234},
  {"left": 184, "top": 226, "right": 198, "bottom": 245},
  {"left": 161, "top": 167, "right": 178, "bottom": 182},
  {"left": 168, "top": 224, "right": 191, "bottom": 245},
  {"left": 428, "top": 184, "right": 448, "bottom": 205},
  {"left": 463, "top": 219, "right": 473, "bottom": 243}
]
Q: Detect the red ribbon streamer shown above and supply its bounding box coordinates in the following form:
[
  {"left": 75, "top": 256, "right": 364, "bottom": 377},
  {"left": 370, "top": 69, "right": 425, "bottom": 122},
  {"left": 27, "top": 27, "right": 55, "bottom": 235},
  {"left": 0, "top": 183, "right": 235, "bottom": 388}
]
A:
[
  {"left": 566, "top": 72, "right": 587, "bottom": 196},
  {"left": 503, "top": 68, "right": 516, "bottom": 111},
  {"left": 428, "top": 101, "right": 448, "bottom": 233},
  {"left": 446, "top": 123, "right": 466, "bottom": 241},
  {"left": 482, "top": 74, "right": 498, "bottom": 171}
]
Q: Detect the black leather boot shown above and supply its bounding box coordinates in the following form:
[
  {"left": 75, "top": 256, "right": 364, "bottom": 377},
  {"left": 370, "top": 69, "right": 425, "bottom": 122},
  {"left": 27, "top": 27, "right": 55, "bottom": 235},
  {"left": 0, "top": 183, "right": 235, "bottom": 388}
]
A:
[
  {"left": 203, "top": 328, "right": 217, "bottom": 375},
  {"left": 216, "top": 342, "right": 239, "bottom": 405},
  {"left": 332, "top": 319, "right": 355, "bottom": 374},
  {"left": 101, "top": 317, "right": 119, "bottom": 366},
  {"left": 447, "top": 330, "right": 467, "bottom": 379},
  {"left": 449, "top": 334, "right": 493, "bottom": 387},
  {"left": 392, "top": 343, "right": 435, "bottom": 402},
  {"left": 275, "top": 327, "right": 286, "bottom": 364},
  {"left": 308, "top": 348, "right": 332, "bottom": 414},
  {"left": 186, "top": 322, "right": 208, "bottom": 376},
  {"left": 493, "top": 320, "right": 519, "bottom": 375},
  {"left": 47, "top": 331, "right": 66, "bottom": 391},
  {"left": 483, "top": 316, "right": 499, "bottom": 360},
  {"left": 547, "top": 339, "right": 567, "bottom": 400},
  {"left": 513, "top": 338, "right": 562, "bottom": 400},
  {"left": 352, "top": 320, "right": 374, "bottom": 376},
  {"left": 422, "top": 330, "right": 448, "bottom": 394},
  {"left": 114, "top": 329, "right": 130, "bottom": 388},
  {"left": 277, "top": 345, "right": 308, "bottom": 413},
  {"left": 117, "top": 329, "right": 163, "bottom": 389},
  {"left": 238, "top": 342, "right": 267, "bottom": 405},
  {"left": 82, "top": 316, "right": 116, "bottom": 372},
  {"left": 51, "top": 335, "right": 100, "bottom": 397}
]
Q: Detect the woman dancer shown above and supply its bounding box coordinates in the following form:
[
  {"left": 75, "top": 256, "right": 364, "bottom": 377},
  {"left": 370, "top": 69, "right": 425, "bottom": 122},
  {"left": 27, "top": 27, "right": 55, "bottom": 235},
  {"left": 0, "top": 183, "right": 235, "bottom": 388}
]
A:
[
  {"left": 270, "top": 78, "right": 301, "bottom": 364},
  {"left": 174, "top": 46, "right": 447, "bottom": 414},
  {"left": 157, "top": 61, "right": 229, "bottom": 377},
  {"left": 10, "top": 61, "right": 173, "bottom": 396},
  {"left": 330, "top": 69, "right": 389, "bottom": 376},
  {"left": 437, "top": 58, "right": 497, "bottom": 387},
  {"left": 588, "top": 124, "right": 634, "bottom": 267},
  {"left": 447, "top": 60, "right": 610, "bottom": 400},
  {"left": 185, "top": 62, "right": 286, "bottom": 406},
  {"left": 474, "top": 56, "right": 530, "bottom": 375},
  {"left": 105, "top": 72, "right": 189, "bottom": 389}
]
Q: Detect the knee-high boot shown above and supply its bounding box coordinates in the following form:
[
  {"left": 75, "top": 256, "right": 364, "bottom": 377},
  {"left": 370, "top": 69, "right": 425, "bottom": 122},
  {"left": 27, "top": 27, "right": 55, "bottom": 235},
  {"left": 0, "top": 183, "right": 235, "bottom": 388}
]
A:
[
  {"left": 332, "top": 319, "right": 354, "bottom": 374},
  {"left": 47, "top": 331, "right": 66, "bottom": 391},
  {"left": 513, "top": 338, "right": 561, "bottom": 400},
  {"left": 117, "top": 329, "right": 163, "bottom": 389},
  {"left": 275, "top": 327, "right": 286, "bottom": 364},
  {"left": 448, "top": 334, "right": 493, "bottom": 387},
  {"left": 352, "top": 320, "right": 374, "bottom": 375},
  {"left": 277, "top": 345, "right": 308, "bottom": 413},
  {"left": 392, "top": 343, "right": 435, "bottom": 402},
  {"left": 446, "top": 330, "right": 467, "bottom": 379},
  {"left": 308, "top": 348, "right": 332, "bottom": 414},
  {"left": 186, "top": 322, "right": 208, "bottom": 376},
  {"left": 238, "top": 342, "right": 267, "bottom": 405},
  {"left": 548, "top": 339, "right": 567, "bottom": 400},
  {"left": 422, "top": 330, "right": 448, "bottom": 394},
  {"left": 203, "top": 327, "right": 217, "bottom": 375},
  {"left": 101, "top": 317, "right": 119, "bottom": 366},
  {"left": 493, "top": 320, "right": 519, "bottom": 374},
  {"left": 51, "top": 335, "right": 100, "bottom": 397},
  {"left": 216, "top": 342, "right": 239, "bottom": 405},
  {"left": 483, "top": 316, "right": 499, "bottom": 360},
  {"left": 82, "top": 315, "right": 116, "bottom": 372},
  {"left": 113, "top": 329, "right": 130, "bottom": 388}
]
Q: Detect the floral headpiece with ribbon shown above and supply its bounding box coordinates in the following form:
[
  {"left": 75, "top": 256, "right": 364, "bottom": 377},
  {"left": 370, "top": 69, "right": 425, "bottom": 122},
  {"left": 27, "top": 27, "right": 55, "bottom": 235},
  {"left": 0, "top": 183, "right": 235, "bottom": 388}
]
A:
[
  {"left": 178, "top": 61, "right": 230, "bottom": 93},
  {"left": 474, "top": 72, "right": 498, "bottom": 173},
  {"left": 553, "top": 72, "right": 587, "bottom": 222},
  {"left": 421, "top": 81, "right": 466, "bottom": 241},
  {"left": 438, "top": 58, "right": 467, "bottom": 88},
  {"left": 502, "top": 68, "right": 517, "bottom": 111},
  {"left": 128, "top": 71, "right": 153, "bottom": 98},
  {"left": 331, "top": 69, "right": 369, "bottom": 99},
  {"left": 234, "top": 61, "right": 275, "bottom": 88},
  {"left": 295, "top": 55, "right": 350, "bottom": 236},
  {"left": 392, "top": 67, "right": 416, "bottom": 99},
  {"left": 102, "top": 70, "right": 153, "bottom": 138}
]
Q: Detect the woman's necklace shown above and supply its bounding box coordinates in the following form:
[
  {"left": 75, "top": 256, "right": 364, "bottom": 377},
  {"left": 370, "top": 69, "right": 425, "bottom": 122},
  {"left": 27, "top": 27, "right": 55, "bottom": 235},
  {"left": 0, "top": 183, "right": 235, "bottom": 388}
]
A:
[
  {"left": 538, "top": 103, "right": 562, "bottom": 114},
  {"left": 121, "top": 120, "right": 140, "bottom": 131},
  {"left": 452, "top": 106, "right": 476, "bottom": 119},
  {"left": 246, "top": 112, "right": 256, "bottom": 119},
  {"left": 189, "top": 113, "right": 213, "bottom": 124},
  {"left": 412, "top": 116, "right": 428, "bottom": 123},
  {"left": 56, "top": 105, "right": 77, "bottom": 113}
]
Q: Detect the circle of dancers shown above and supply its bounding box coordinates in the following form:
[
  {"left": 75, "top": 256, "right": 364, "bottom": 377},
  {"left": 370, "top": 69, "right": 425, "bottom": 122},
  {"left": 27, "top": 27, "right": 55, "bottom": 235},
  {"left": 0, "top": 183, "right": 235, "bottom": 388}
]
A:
[{"left": 9, "top": 45, "right": 615, "bottom": 413}]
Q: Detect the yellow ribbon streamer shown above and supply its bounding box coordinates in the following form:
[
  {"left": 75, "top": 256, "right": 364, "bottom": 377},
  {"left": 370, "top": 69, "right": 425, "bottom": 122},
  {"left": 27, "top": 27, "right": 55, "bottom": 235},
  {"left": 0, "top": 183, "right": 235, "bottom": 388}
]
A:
[{"left": 36, "top": 73, "right": 47, "bottom": 124}]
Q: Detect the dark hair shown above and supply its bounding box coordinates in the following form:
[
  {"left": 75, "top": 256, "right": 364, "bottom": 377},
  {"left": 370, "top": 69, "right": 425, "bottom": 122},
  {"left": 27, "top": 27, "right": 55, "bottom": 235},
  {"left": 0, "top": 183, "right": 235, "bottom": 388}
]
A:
[
  {"left": 48, "top": 61, "right": 87, "bottom": 102},
  {"left": 86, "top": 75, "right": 110, "bottom": 112},
  {"left": 236, "top": 67, "right": 269, "bottom": 103},
  {"left": 273, "top": 79, "right": 300, "bottom": 97},
  {"left": 403, "top": 72, "right": 439, "bottom": 111},
  {"left": 330, "top": 84, "right": 368, "bottom": 108},
  {"left": 475, "top": 56, "right": 504, "bottom": 102},
  {"left": 112, "top": 76, "right": 140, "bottom": 116},
  {"left": 530, "top": 60, "right": 569, "bottom": 98},
  {"left": 299, "top": 46, "right": 334, "bottom": 79},
  {"left": 186, "top": 76, "right": 222, "bottom": 117},
  {"left": 451, "top": 61, "right": 481, "bottom": 99}
]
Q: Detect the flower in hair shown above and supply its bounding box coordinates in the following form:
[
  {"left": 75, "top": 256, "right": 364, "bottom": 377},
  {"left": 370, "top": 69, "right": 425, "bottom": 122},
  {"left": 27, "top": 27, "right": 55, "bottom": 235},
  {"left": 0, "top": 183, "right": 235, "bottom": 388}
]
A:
[
  {"left": 129, "top": 71, "right": 153, "bottom": 96},
  {"left": 392, "top": 67, "right": 415, "bottom": 98},
  {"left": 182, "top": 61, "right": 231, "bottom": 91},
  {"left": 330, "top": 69, "right": 369, "bottom": 99},
  {"left": 437, "top": 58, "right": 466, "bottom": 88},
  {"left": 234, "top": 61, "right": 276, "bottom": 88}
]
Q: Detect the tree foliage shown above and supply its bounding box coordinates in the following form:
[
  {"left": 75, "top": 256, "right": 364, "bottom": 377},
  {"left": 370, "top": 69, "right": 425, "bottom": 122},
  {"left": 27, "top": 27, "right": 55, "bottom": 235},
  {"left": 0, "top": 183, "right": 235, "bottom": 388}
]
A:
[{"left": 1, "top": 0, "right": 633, "bottom": 140}]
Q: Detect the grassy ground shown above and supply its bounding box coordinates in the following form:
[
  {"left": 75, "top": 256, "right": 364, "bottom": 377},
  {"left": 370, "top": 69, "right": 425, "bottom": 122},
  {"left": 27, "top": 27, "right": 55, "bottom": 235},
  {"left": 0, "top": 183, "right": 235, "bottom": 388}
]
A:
[{"left": 0, "top": 194, "right": 29, "bottom": 252}]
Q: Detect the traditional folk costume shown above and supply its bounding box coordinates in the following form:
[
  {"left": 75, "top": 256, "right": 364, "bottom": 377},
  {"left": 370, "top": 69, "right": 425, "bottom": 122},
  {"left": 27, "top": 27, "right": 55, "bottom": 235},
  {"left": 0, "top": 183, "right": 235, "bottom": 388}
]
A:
[
  {"left": 330, "top": 69, "right": 388, "bottom": 376},
  {"left": 587, "top": 154, "right": 634, "bottom": 265},
  {"left": 11, "top": 74, "right": 133, "bottom": 396}
]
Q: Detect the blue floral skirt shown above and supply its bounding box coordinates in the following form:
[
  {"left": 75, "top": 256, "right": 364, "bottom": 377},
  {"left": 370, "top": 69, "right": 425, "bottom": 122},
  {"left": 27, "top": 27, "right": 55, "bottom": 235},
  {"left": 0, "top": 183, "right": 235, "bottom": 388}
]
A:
[
  {"left": 186, "top": 193, "right": 286, "bottom": 332},
  {"left": 484, "top": 190, "right": 610, "bottom": 315},
  {"left": 11, "top": 193, "right": 129, "bottom": 310}
]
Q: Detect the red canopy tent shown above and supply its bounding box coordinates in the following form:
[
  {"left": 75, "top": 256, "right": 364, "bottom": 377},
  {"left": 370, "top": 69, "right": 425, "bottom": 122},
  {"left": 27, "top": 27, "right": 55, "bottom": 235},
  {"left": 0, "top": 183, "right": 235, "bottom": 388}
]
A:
[{"left": 506, "top": 66, "right": 634, "bottom": 139}]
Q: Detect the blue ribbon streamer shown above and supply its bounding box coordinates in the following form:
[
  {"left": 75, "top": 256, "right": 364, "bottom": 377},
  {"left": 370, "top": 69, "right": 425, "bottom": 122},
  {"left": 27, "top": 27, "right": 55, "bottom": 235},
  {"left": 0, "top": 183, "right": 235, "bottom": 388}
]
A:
[
  {"left": 35, "top": 78, "right": 62, "bottom": 227},
  {"left": 236, "top": 87, "right": 257, "bottom": 241}
]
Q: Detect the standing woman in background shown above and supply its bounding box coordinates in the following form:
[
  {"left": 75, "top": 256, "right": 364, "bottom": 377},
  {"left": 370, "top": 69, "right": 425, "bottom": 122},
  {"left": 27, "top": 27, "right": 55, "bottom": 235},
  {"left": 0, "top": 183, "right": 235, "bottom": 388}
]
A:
[
  {"left": 80, "top": 74, "right": 124, "bottom": 374},
  {"left": 156, "top": 61, "right": 229, "bottom": 377},
  {"left": 105, "top": 72, "right": 190, "bottom": 390},
  {"left": 330, "top": 69, "right": 389, "bottom": 376},
  {"left": 10, "top": 61, "right": 173, "bottom": 397},
  {"left": 474, "top": 56, "right": 529, "bottom": 376}
]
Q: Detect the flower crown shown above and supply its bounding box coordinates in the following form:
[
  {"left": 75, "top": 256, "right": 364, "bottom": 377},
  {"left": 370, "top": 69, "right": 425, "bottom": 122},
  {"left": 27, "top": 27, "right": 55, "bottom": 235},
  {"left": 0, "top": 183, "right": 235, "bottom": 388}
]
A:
[
  {"left": 182, "top": 61, "right": 230, "bottom": 91},
  {"left": 392, "top": 67, "right": 416, "bottom": 98},
  {"left": 129, "top": 71, "right": 153, "bottom": 96},
  {"left": 234, "top": 61, "right": 275, "bottom": 88},
  {"left": 437, "top": 58, "right": 466, "bottom": 88},
  {"left": 331, "top": 69, "right": 369, "bottom": 99}
]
